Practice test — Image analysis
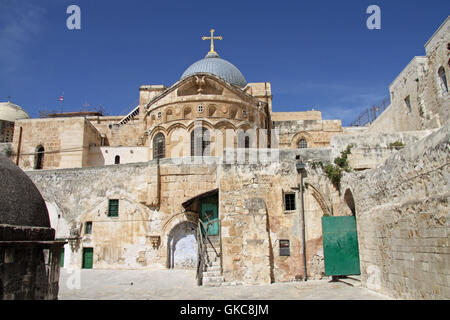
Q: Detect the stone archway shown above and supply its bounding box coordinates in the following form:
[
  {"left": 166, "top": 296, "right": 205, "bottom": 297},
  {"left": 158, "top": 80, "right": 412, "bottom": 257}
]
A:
[{"left": 167, "top": 221, "right": 198, "bottom": 269}]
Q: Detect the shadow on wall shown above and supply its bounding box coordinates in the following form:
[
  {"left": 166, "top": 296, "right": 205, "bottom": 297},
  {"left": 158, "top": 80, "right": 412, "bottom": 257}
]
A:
[
  {"left": 344, "top": 189, "right": 356, "bottom": 216},
  {"left": 166, "top": 222, "right": 198, "bottom": 269}
]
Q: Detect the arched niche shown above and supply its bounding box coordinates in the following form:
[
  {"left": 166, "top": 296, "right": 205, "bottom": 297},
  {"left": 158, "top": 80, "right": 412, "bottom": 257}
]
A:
[{"left": 166, "top": 221, "right": 198, "bottom": 269}]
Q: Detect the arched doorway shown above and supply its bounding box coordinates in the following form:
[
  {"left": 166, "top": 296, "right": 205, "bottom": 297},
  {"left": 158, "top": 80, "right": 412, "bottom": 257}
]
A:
[
  {"left": 167, "top": 222, "right": 197, "bottom": 269},
  {"left": 114, "top": 155, "right": 120, "bottom": 164}
]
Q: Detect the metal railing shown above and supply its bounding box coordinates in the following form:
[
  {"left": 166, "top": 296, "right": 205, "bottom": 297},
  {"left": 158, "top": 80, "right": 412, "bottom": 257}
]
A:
[
  {"left": 196, "top": 218, "right": 222, "bottom": 286},
  {"left": 349, "top": 96, "right": 390, "bottom": 127}
]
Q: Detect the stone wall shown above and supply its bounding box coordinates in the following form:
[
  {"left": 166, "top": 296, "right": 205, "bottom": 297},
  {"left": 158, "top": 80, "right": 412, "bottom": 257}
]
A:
[
  {"left": 219, "top": 149, "right": 336, "bottom": 284},
  {"left": 341, "top": 123, "right": 450, "bottom": 299},
  {"left": 11, "top": 118, "right": 91, "bottom": 170},
  {"left": 0, "top": 143, "right": 11, "bottom": 157},
  {"left": 273, "top": 119, "right": 342, "bottom": 149},
  {"left": 27, "top": 159, "right": 217, "bottom": 270},
  {"left": 330, "top": 130, "right": 434, "bottom": 170},
  {"left": 89, "top": 116, "right": 146, "bottom": 147}
]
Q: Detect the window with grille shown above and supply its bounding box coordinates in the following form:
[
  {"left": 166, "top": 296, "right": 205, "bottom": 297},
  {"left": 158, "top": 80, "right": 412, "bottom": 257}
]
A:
[
  {"left": 157, "top": 111, "right": 162, "bottom": 119},
  {"left": 197, "top": 105, "right": 204, "bottom": 113},
  {"left": 242, "top": 109, "right": 247, "bottom": 117},
  {"left": 190, "top": 127, "right": 210, "bottom": 156},
  {"left": 284, "top": 193, "right": 296, "bottom": 211},
  {"left": 108, "top": 199, "right": 119, "bottom": 217},
  {"left": 153, "top": 133, "right": 165, "bottom": 159},
  {"left": 298, "top": 139, "right": 307, "bottom": 149}
]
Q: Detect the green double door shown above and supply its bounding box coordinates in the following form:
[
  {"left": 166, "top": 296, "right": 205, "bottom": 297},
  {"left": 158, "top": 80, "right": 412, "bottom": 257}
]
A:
[
  {"left": 322, "top": 216, "right": 361, "bottom": 276},
  {"left": 200, "top": 195, "right": 218, "bottom": 236}
]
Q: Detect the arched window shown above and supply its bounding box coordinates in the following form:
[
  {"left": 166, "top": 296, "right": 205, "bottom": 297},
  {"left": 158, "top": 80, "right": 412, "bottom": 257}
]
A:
[
  {"left": 190, "top": 127, "right": 210, "bottom": 156},
  {"left": 237, "top": 132, "right": 251, "bottom": 149},
  {"left": 114, "top": 155, "right": 120, "bottom": 164},
  {"left": 298, "top": 139, "right": 307, "bottom": 149},
  {"left": 35, "top": 145, "right": 44, "bottom": 170},
  {"left": 153, "top": 133, "right": 165, "bottom": 159},
  {"left": 438, "top": 67, "right": 448, "bottom": 93}
]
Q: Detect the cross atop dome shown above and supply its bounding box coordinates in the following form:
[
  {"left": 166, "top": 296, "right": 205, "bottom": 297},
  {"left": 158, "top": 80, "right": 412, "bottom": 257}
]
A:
[{"left": 202, "top": 29, "right": 222, "bottom": 56}]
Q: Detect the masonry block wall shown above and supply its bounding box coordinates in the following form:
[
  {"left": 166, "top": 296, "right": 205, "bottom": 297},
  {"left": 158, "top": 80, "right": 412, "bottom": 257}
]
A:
[{"left": 342, "top": 123, "right": 450, "bottom": 299}]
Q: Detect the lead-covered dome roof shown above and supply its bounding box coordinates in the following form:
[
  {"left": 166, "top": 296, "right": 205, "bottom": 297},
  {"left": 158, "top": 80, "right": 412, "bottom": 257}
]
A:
[
  {"left": 181, "top": 52, "right": 247, "bottom": 88},
  {"left": 0, "top": 154, "right": 50, "bottom": 228}
]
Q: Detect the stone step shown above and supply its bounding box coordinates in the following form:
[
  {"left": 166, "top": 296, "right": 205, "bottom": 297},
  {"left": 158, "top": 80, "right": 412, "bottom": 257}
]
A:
[
  {"left": 204, "top": 271, "right": 222, "bottom": 277},
  {"left": 203, "top": 282, "right": 222, "bottom": 287},
  {"left": 203, "top": 276, "right": 224, "bottom": 284},
  {"left": 206, "top": 265, "right": 221, "bottom": 272}
]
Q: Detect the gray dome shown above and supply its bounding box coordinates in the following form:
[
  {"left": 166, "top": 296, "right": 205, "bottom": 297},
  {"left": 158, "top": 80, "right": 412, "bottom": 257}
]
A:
[
  {"left": 0, "top": 154, "right": 50, "bottom": 228},
  {"left": 181, "top": 52, "right": 247, "bottom": 88}
]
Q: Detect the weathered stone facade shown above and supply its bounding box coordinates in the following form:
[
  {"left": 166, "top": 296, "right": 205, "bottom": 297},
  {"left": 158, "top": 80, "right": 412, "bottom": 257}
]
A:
[
  {"left": 3, "top": 17, "right": 448, "bottom": 298},
  {"left": 341, "top": 123, "right": 449, "bottom": 299}
]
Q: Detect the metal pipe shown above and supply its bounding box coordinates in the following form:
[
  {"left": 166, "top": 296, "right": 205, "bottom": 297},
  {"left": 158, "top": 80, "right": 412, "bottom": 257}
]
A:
[
  {"left": 299, "top": 172, "right": 307, "bottom": 281},
  {"left": 15, "top": 126, "right": 23, "bottom": 165}
]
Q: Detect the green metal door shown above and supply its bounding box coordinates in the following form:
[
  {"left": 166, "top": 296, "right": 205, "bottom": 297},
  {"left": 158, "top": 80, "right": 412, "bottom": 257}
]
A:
[
  {"left": 82, "top": 248, "right": 93, "bottom": 269},
  {"left": 201, "top": 201, "right": 218, "bottom": 236},
  {"left": 322, "top": 216, "right": 361, "bottom": 276},
  {"left": 60, "top": 248, "right": 65, "bottom": 268}
]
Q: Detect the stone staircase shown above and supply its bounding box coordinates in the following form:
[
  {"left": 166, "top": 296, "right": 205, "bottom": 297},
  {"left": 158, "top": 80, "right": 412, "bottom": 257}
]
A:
[{"left": 202, "top": 236, "right": 224, "bottom": 287}]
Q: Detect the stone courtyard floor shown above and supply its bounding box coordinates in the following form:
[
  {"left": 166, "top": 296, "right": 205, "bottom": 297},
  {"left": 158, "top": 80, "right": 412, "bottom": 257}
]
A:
[{"left": 58, "top": 269, "right": 392, "bottom": 300}]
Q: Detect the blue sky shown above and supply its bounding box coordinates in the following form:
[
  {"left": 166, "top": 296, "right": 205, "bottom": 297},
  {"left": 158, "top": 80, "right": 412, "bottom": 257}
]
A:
[{"left": 0, "top": 0, "right": 449, "bottom": 125}]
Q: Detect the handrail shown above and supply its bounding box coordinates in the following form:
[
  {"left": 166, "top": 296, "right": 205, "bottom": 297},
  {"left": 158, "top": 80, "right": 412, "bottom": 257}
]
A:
[
  {"left": 196, "top": 220, "right": 205, "bottom": 286},
  {"left": 218, "top": 220, "right": 223, "bottom": 275},
  {"left": 200, "top": 219, "right": 220, "bottom": 258},
  {"left": 196, "top": 218, "right": 222, "bottom": 286}
]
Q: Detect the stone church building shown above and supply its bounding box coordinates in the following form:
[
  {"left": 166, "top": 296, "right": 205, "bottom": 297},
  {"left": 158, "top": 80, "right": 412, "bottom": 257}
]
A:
[{"left": 1, "top": 18, "right": 449, "bottom": 298}]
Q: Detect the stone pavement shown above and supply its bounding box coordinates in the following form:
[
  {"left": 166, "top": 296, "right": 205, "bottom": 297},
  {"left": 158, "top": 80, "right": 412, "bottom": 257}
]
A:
[{"left": 58, "top": 269, "right": 392, "bottom": 300}]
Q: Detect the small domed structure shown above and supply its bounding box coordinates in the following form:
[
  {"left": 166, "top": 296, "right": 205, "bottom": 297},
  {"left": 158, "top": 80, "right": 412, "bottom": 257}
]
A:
[
  {"left": 0, "top": 101, "right": 30, "bottom": 122},
  {"left": 0, "top": 154, "right": 64, "bottom": 300},
  {"left": 0, "top": 154, "right": 50, "bottom": 228},
  {"left": 181, "top": 52, "right": 247, "bottom": 88}
]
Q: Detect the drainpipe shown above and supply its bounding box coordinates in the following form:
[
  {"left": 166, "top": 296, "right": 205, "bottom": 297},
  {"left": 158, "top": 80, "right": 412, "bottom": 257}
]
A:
[
  {"left": 15, "top": 126, "right": 23, "bottom": 165},
  {"left": 296, "top": 159, "right": 307, "bottom": 281}
]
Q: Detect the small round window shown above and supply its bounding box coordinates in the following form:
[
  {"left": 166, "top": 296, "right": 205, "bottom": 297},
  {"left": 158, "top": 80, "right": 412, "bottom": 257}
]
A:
[{"left": 197, "top": 105, "right": 204, "bottom": 113}]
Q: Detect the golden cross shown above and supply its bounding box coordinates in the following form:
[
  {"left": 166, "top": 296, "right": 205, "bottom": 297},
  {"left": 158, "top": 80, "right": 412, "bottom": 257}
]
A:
[{"left": 202, "top": 29, "right": 222, "bottom": 54}]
